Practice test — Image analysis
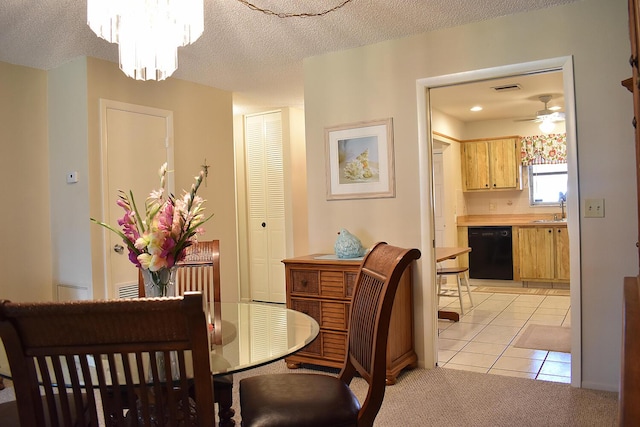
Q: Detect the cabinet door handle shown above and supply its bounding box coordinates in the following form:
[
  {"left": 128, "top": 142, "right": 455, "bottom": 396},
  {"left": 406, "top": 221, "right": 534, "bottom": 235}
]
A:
[
  {"left": 301, "top": 280, "right": 307, "bottom": 287},
  {"left": 630, "top": 54, "right": 638, "bottom": 69},
  {"left": 548, "top": 229, "right": 552, "bottom": 233}
]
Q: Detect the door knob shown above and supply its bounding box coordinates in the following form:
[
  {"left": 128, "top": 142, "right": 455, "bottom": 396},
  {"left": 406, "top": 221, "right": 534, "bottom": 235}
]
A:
[{"left": 113, "top": 244, "right": 124, "bottom": 254}]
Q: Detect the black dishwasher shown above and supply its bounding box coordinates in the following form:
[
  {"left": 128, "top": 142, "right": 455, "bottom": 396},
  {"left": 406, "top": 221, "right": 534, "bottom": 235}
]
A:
[{"left": 468, "top": 227, "right": 513, "bottom": 280}]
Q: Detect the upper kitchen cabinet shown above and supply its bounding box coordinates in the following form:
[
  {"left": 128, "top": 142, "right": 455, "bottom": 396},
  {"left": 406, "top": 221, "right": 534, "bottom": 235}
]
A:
[{"left": 460, "top": 137, "right": 522, "bottom": 191}]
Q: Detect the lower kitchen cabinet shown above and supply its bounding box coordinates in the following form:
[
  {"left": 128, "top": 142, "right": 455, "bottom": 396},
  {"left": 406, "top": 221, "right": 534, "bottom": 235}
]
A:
[
  {"left": 518, "top": 226, "right": 569, "bottom": 282},
  {"left": 282, "top": 254, "right": 417, "bottom": 385}
]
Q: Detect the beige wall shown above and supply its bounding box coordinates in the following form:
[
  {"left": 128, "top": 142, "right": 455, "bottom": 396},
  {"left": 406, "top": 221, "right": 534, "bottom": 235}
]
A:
[
  {"left": 7, "top": 57, "right": 237, "bottom": 302},
  {"left": 304, "top": 0, "right": 633, "bottom": 391},
  {"left": 0, "top": 62, "right": 52, "bottom": 302},
  {"left": 84, "top": 58, "right": 237, "bottom": 300},
  {"left": 48, "top": 58, "right": 91, "bottom": 300}
]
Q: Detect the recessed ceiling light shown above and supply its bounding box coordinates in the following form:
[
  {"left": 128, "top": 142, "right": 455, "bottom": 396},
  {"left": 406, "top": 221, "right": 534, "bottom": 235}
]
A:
[{"left": 470, "top": 106, "right": 483, "bottom": 112}]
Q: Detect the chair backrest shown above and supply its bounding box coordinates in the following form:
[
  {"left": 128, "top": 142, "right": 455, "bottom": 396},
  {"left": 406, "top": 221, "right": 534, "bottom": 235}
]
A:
[
  {"left": 339, "top": 242, "right": 421, "bottom": 427},
  {"left": 175, "top": 240, "right": 221, "bottom": 304},
  {"left": 139, "top": 240, "right": 223, "bottom": 344},
  {"left": 0, "top": 293, "right": 216, "bottom": 427}
]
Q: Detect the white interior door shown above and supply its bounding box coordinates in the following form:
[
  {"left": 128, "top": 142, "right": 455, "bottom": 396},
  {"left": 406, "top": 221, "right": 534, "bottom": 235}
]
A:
[
  {"left": 245, "top": 111, "right": 286, "bottom": 303},
  {"left": 100, "top": 100, "right": 174, "bottom": 299}
]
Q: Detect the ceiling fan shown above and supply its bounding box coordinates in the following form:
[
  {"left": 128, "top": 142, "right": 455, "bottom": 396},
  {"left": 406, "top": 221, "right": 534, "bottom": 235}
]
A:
[{"left": 516, "top": 94, "right": 566, "bottom": 123}]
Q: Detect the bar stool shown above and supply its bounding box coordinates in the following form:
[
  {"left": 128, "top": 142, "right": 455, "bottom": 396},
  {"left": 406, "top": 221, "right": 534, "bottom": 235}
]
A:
[{"left": 437, "top": 265, "right": 474, "bottom": 314}]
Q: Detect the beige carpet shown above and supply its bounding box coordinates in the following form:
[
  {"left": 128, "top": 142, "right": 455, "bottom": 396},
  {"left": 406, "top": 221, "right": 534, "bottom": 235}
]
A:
[
  {"left": 230, "top": 363, "right": 617, "bottom": 426},
  {"left": 474, "top": 286, "right": 570, "bottom": 296},
  {"left": 514, "top": 324, "right": 571, "bottom": 353},
  {"left": 1, "top": 363, "right": 617, "bottom": 426}
]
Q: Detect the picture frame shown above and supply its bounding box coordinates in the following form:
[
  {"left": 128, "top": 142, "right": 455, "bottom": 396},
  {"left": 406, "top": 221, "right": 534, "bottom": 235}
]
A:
[{"left": 325, "top": 118, "right": 395, "bottom": 200}]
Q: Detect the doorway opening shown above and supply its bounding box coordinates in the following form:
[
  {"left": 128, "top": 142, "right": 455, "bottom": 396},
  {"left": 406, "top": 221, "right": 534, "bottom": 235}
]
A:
[{"left": 416, "top": 56, "right": 581, "bottom": 387}]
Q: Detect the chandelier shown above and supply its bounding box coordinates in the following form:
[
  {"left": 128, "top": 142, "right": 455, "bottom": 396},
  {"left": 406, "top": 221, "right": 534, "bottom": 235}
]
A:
[{"left": 87, "top": 0, "right": 204, "bottom": 81}]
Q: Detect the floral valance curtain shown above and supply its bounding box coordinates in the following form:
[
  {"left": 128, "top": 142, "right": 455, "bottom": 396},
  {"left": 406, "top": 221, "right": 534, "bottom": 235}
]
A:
[{"left": 520, "top": 133, "right": 567, "bottom": 166}]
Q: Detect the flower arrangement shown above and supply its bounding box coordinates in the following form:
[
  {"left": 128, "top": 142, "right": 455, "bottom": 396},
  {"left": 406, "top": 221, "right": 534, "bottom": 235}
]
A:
[{"left": 91, "top": 163, "right": 213, "bottom": 295}]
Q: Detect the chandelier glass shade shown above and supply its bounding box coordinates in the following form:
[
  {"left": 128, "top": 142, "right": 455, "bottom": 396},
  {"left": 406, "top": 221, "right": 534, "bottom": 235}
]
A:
[{"left": 87, "top": 0, "right": 204, "bottom": 81}]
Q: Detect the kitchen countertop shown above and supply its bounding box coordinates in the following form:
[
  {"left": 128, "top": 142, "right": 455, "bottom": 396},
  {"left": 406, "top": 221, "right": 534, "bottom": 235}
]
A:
[{"left": 457, "top": 214, "right": 567, "bottom": 227}]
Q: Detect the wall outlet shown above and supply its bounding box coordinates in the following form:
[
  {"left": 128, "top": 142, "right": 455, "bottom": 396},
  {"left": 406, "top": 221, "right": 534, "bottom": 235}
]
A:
[
  {"left": 489, "top": 200, "right": 497, "bottom": 212},
  {"left": 66, "top": 171, "right": 78, "bottom": 184},
  {"left": 584, "top": 198, "right": 604, "bottom": 218}
]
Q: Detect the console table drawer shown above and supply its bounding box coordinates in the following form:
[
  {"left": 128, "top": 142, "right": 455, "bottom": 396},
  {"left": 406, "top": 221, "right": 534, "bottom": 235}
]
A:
[
  {"left": 297, "top": 330, "right": 347, "bottom": 362},
  {"left": 291, "top": 270, "right": 320, "bottom": 295},
  {"left": 290, "top": 298, "right": 349, "bottom": 330}
]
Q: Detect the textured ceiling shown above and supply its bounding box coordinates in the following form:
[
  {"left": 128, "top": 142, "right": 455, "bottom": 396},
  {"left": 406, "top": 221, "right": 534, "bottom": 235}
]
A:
[{"left": 0, "top": 0, "right": 578, "bottom": 112}]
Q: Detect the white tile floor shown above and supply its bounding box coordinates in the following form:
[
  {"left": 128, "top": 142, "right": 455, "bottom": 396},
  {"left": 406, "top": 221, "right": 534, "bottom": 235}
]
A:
[{"left": 437, "top": 281, "right": 571, "bottom": 384}]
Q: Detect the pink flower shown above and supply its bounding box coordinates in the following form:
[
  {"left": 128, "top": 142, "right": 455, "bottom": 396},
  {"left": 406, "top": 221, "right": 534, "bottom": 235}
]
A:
[{"left": 90, "top": 162, "right": 213, "bottom": 275}]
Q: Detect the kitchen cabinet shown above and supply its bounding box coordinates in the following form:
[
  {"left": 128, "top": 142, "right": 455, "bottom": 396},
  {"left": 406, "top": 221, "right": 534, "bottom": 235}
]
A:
[
  {"left": 282, "top": 255, "right": 417, "bottom": 385},
  {"left": 518, "top": 226, "right": 569, "bottom": 282},
  {"left": 555, "top": 226, "right": 570, "bottom": 281},
  {"left": 460, "top": 137, "right": 522, "bottom": 191},
  {"left": 456, "top": 226, "right": 469, "bottom": 268}
]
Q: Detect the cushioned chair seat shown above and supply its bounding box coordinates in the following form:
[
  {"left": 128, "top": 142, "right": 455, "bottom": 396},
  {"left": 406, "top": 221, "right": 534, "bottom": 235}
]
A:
[{"left": 240, "top": 373, "right": 360, "bottom": 427}]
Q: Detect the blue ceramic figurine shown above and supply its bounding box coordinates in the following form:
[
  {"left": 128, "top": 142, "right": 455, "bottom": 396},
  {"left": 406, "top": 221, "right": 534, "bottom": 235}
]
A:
[{"left": 334, "top": 229, "right": 366, "bottom": 259}]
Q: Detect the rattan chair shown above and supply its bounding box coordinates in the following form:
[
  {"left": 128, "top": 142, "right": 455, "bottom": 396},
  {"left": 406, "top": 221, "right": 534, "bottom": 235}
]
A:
[
  {"left": 239, "top": 242, "right": 421, "bottom": 427},
  {"left": 0, "top": 293, "right": 215, "bottom": 427},
  {"left": 138, "top": 240, "right": 234, "bottom": 427}
]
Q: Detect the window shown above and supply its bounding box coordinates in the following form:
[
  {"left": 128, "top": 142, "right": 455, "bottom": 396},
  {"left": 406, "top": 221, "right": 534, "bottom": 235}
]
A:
[{"left": 529, "top": 163, "right": 567, "bottom": 206}]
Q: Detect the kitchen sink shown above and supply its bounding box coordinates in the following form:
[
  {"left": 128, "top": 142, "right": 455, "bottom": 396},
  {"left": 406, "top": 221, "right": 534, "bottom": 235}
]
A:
[{"left": 532, "top": 219, "right": 567, "bottom": 223}]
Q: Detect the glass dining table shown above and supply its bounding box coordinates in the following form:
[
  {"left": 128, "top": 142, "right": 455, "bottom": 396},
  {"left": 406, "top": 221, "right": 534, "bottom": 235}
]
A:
[
  {"left": 208, "top": 301, "right": 319, "bottom": 375},
  {"left": 0, "top": 301, "right": 320, "bottom": 381}
]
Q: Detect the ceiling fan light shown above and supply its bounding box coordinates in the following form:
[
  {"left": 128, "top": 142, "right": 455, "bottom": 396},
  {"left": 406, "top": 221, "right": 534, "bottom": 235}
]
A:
[{"left": 539, "top": 118, "right": 555, "bottom": 134}]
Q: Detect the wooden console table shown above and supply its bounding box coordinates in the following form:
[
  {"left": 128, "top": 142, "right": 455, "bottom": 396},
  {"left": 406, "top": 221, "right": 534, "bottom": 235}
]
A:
[{"left": 282, "top": 254, "right": 417, "bottom": 385}]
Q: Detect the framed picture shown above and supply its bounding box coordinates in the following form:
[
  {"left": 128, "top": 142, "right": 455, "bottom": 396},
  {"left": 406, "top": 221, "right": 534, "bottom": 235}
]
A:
[{"left": 325, "top": 118, "right": 395, "bottom": 200}]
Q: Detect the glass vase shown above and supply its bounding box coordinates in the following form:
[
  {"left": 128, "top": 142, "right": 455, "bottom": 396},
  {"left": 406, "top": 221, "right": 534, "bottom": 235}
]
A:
[
  {"left": 140, "top": 266, "right": 179, "bottom": 383},
  {"left": 141, "top": 266, "right": 177, "bottom": 297}
]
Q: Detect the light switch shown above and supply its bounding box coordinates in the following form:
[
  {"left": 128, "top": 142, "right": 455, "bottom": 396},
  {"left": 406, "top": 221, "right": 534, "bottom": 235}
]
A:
[{"left": 584, "top": 198, "right": 604, "bottom": 218}]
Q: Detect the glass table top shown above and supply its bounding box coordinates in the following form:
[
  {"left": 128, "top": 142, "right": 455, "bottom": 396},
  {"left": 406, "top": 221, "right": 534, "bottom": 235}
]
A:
[{"left": 209, "top": 302, "right": 319, "bottom": 375}]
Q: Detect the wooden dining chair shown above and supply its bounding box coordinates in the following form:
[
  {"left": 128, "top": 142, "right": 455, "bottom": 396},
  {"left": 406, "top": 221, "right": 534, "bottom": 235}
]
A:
[
  {"left": 0, "top": 293, "right": 215, "bottom": 427},
  {"left": 138, "top": 240, "right": 234, "bottom": 427},
  {"left": 239, "top": 242, "right": 421, "bottom": 427}
]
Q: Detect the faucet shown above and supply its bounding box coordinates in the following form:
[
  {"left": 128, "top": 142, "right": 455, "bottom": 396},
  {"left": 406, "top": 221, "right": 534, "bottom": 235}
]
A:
[{"left": 560, "top": 197, "right": 566, "bottom": 219}]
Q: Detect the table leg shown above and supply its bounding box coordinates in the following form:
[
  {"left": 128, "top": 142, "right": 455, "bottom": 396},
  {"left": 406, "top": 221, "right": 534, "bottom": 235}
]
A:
[{"left": 438, "top": 310, "right": 459, "bottom": 322}]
